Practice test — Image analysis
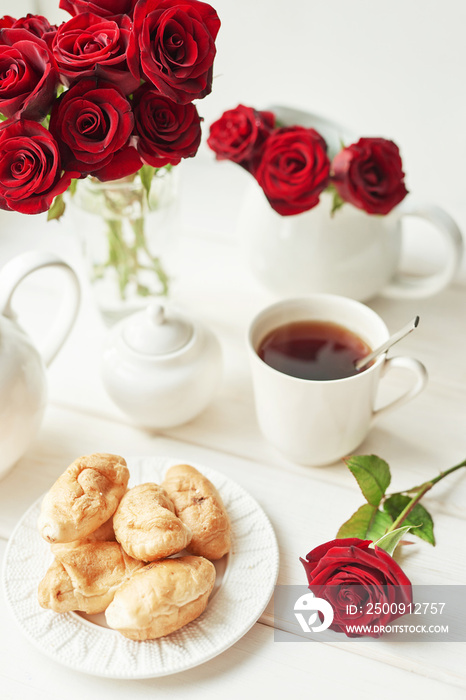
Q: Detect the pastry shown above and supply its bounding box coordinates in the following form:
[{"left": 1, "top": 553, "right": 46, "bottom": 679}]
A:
[
  {"left": 79, "top": 515, "right": 116, "bottom": 543},
  {"left": 50, "top": 515, "right": 116, "bottom": 549},
  {"left": 105, "top": 555, "right": 216, "bottom": 640},
  {"left": 38, "top": 541, "right": 143, "bottom": 614},
  {"left": 113, "top": 483, "right": 192, "bottom": 561},
  {"left": 162, "top": 464, "right": 231, "bottom": 560},
  {"left": 38, "top": 453, "right": 129, "bottom": 543}
]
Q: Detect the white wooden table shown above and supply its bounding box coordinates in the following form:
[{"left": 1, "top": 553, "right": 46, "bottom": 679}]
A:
[{"left": 0, "top": 156, "right": 465, "bottom": 699}]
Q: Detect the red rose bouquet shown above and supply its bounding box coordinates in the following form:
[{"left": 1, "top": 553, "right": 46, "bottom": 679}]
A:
[
  {"left": 208, "top": 104, "right": 408, "bottom": 217},
  {"left": 0, "top": 0, "right": 220, "bottom": 216},
  {"left": 0, "top": 1, "right": 220, "bottom": 306}
]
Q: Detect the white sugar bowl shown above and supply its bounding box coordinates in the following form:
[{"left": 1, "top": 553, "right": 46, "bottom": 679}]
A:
[{"left": 101, "top": 303, "right": 222, "bottom": 429}]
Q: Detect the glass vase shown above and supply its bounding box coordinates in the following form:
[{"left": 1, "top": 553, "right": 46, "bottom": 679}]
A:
[{"left": 74, "top": 167, "right": 178, "bottom": 325}]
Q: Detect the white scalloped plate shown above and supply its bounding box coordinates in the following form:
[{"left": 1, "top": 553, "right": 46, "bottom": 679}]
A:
[{"left": 2, "top": 456, "right": 279, "bottom": 678}]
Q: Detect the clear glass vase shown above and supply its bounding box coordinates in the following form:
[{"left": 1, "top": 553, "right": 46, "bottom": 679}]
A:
[{"left": 74, "top": 167, "right": 178, "bottom": 325}]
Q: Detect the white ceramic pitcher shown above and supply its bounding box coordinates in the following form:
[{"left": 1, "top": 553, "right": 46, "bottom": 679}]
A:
[
  {"left": 240, "top": 187, "right": 463, "bottom": 301},
  {"left": 239, "top": 105, "right": 463, "bottom": 302},
  {"left": 0, "top": 251, "right": 80, "bottom": 479}
]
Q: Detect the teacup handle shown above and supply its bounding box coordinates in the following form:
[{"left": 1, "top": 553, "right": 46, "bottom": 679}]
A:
[
  {"left": 373, "top": 356, "right": 428, "bottom": 421},
  {"left": 382, "top": 201, "right": 463, "bottom": 299},
  {"left": 0, "top": 250, "right": 80, "bottom": 367}
]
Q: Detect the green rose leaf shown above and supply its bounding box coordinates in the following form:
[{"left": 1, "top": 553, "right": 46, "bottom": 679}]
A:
[
  {"left": 139, "top": 164, "right": 155, "bottom": 201},
  {"left": 330, "top": 188, "right": 345, "bottom": 216},
  {"left": 345, "top": 455, "right": 391, "bottom": 507},
  {"left": 336, "top": 503, "right": 392, "bottom": 541},
  {"left": 47, "top": 194, "right": 66, "bottom": 222},
  {"left": 383, "top": 494, "right": 435, "bottom": 545},
  {"left": 68, "top": 179, "right": 78, "bottom": 198},
  {"left": 371, "top": 525, "right": 414, "bottom": 556}
]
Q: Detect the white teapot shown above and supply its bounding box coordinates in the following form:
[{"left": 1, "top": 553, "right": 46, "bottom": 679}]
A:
[
  {"left": 0, "top": 251, "right": 80, "bottom": 479},
  {"left": 101, "top": 302, "right": 222, "bottom": 429}
]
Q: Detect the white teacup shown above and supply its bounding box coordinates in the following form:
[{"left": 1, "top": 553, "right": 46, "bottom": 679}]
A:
[{"left": 247, "top": 295, "right": 427, "bottom": 466}]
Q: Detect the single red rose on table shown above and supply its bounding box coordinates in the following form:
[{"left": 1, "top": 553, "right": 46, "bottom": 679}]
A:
[
  {"left": 132, "top": 85, "right": 202, "bottom": 167},
  {"left": 300, "top": 538, "right": 413, "bottom": 638},
  {"left": 0, "top": 120, "right": 76, "bottom": 215},
  {"left": 0, "top": 28, "right": 59, "bottom": 121},
  {"left": 128, "top": 0, "right": 221, "bottom": 104},
  {"left": 255, "top": 126, "right": 330, "bottom": 216},
  {"left": 49, "top": 78, "right": 141, "bottom": 181},
  {"left": 207, "top": 104, "right": 275, "bottom": 172},
  {"left": 60, "top": 0, "right": 138, "bottom": 18},
  {"left": 331, "top": 137, "right": 408, "bottom": 215},
  {"left": 52, "top": 12, "right": 138, "bottom": 95}
]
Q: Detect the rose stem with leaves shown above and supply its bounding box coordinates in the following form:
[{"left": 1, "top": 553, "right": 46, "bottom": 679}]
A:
[
  {"left": 338, "top": 455, "right": 466, "bottom": 554},
  {"left": 387, "top": 458, "right": 466, "bottom": 533}
]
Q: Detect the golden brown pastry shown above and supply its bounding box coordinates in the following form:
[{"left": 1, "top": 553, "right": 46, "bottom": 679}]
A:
[
  {"left": 38, "top": 541, "right": 143, "bottom": 614},
  {"left": 50, "top": 515, "right": 116, "bottom": 549},
  {"left": 105, "top": 555, "right": 216, "bottom": 640},
  {"left": 38, "top": 453, "right": 129, "bottom": 544},
  {"left": 113, "top": 483, "right": 192, "bottom": 561},
  {"left": 162, "top": 464, "right": 231, "bottom": 560},
  {"left": 80, "top": 515, "right": 116, "bottom": 543}
]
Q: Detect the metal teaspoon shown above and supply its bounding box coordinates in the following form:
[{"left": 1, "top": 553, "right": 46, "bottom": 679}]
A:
[{"left": 355, "top": 316, "right": 420, "bottom": 372}]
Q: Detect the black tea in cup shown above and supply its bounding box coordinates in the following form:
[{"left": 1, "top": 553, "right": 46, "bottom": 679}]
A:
[{"left": 257, "top": 320, "right": 372, "bottom": 381}]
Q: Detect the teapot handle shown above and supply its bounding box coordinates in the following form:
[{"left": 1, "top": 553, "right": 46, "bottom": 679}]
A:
[{"left": 0, "top": 251, "right": 80, "bottom": 367}]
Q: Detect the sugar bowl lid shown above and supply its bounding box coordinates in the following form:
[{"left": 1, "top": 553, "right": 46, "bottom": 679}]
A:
[{"left": 121, "top": 302, "right": 193, "bottom": 356}]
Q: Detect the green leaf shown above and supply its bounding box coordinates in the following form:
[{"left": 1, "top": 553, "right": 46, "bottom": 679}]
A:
[
  {"left": 371, "top": 525, "right": 414, "bottom": 556},
  {"left": 345, "top": 455, "right": 391, "bottom": 507},
  {"left": 136, "top": 284, "right": 150, "bottom": 297},
  {"left": 330, "top": 189, "right": 345, "bottom": 216},
  {"left": 47, "top": 194, "right": 65, "bottom": 221},
  {"left": 68, "top": 178, "right": 78, "bottom": 198},
  {"left": 0, "top": 113, "right": 7, "bottom": 122},
  {"left": 139, "top": 164, "right": 155, "bottom": 200},
  {"left": 383, "top": 494, "right": 436, "bottom": 545},
  {"left": 337, "top": 503, "right": 392, "bottom": 541}
]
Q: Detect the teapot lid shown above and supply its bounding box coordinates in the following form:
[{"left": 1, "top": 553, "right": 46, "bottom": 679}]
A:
[{"left": 121, "top": 303, "right": 193, "bottom": 355}]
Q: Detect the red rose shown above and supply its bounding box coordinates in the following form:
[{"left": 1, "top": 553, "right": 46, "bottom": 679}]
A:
[
  {"left": 52, "top": 12, "right": 138, "bottom": 94},
  {"left": 60, "top": 0, "right": 138, "bottom": 18},
  {"left": 300, "top": 538, "right": 413, "bottom": 638},
  {"left": 255, "top": 126, "right": 330, "bottom": 216},
  {"left": 49, "top": 78, "right": 140, "bottom": 180},
  {"left": 0, "top": 120, "right": 76, "bottom": 215},
  {"left": 0, "top": 17, "right": 16, "bottom": 29},
  {"left": 331, "top": 138, "right": 408, "bottom": 215},
  {"left": 128, "top": 0, "right": 221, "bottom": 104},
  {"left": 0, "top": 28, "right": 59, "bottom": 121},
  {"left": 10, "top": 14, "right": 57, "bottom": 40},
  {"left": 207, "top": 104, "right": 275, "bottom": 171},
  {"left": 132, "top": 85, "right": 202, "bottom": 167}
]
